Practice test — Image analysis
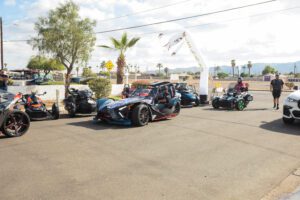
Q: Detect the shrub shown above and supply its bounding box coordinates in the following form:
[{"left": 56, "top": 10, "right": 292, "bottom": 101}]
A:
[
  {"left": 40, "top": 81, "right": 65, "bottom": 85},
  {"left": 285, "top": 82, "right": 295, "bottom": 90},
  {"left": 99, "top": 71, "right": 110, "bottom": 78},
  {"left": 131, "top": 80, "right": 150, "bottom": 89},
  {"left": 240, "top": 73, "right": 249, "bottom": 78},
  {"left": 88, "top": 78, "right": 111, "bottom": 98},
  {"left": 7, "top": 79, "right": 14, "bottom": 86},
  {"left": 217, "top": 72, "right": 229, "bottom": 79}
]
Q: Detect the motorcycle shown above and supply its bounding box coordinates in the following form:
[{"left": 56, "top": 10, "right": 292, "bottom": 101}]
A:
[
  {"left": 22, "top": 92, "right": 60, "bottom": 121},
  {"left": 0, "top": 91, "right": 30, "bottom": 137},
  {"left": 64, "top": 88, "right": 97, "bottom": 117},
  {"left": 212, "top": 83, "right": 253, "bottom": 111}
]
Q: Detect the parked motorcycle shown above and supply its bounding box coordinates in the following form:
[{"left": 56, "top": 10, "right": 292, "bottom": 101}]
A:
[
  {"left": 22, "top": 92, "right": 60, "bottom": 121},
  {"left": 64, "top": 88, "right": 97, "bottom": 117},
  {"left": 0, "top": 91, "right": 30, "bottom": 137}
]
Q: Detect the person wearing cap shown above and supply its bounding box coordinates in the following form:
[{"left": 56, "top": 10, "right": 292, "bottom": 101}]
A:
[
  {"left": 270, "top": 74, "right": 284, "bottom": 110},
  {"left": 0, "top": 70, "right": 8, "bottom": 91},
  {"left": 235, "top": 77, "right": 246, "bottom": 94}
]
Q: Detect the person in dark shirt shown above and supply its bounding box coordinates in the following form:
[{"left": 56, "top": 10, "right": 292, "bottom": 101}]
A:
[
  {"left": 270, "top": 74, "right": 284, "bottom": 110},
  {"left": 0, "top": 70, "right": 8, "bottom": 91}
]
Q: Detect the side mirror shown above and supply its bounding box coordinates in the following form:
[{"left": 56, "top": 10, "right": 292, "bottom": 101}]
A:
[
  {"left": 43, "top": 92, "right": 47, "bottom": 95},
  {"left": 293, "top": 86, "right": 298, "bottom": 90}
]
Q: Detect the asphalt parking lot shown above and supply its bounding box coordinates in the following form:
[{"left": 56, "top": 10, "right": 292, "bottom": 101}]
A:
[{"left": 0, "top": 91, "right": 299, "bottom": 200}]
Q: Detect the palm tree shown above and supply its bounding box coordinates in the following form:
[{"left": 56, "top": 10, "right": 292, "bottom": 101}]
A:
[
  {"left": 247, "top": 61, "right": 252, "bottom": 76},
  {"left": 100, "top": 61, "right": 106, "bottom": 72},
  {"left": 231, "top": 60, "right": 236, "bottom": 77},
  {"left": 76, "top": 66, "right": 79, "bottom": 77},
  {"left": 242, "top": 65, "right": 246, "bottom": 73},
  {"left": 214, "top": 66, "right": 221, "bottom": 76},
  {"left": 157, "top": 63, "right": 163, "bottom": 75},
  {"left": 99, "top": 33, "right": 140, "bottom": 84},
  {"left": 164, "top": 67, "right": 169, "bottom": 77}
]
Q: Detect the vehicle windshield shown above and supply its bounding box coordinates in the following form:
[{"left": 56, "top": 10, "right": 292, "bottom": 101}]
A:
[{"left": 130, "top": 88, "right": 153, "bottom": 97}]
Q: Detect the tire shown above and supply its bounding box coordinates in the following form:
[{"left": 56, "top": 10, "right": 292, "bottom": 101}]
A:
[
  {"left": 236, "top": 99, "right": 245, "bottom": 111},
  {"left": 195, "top": 96, "right": 200, "bottom": 106},
  {"left": 283, "top": 117, "right": 295, "bottom": 124},
  {"left": 132, "top": 104, "right": 150, "bottom": 127},
  {"left": 212, "top": 99, "right": 220, "bottom": 109},
  {"left": 67, "top": 103, "right": 76, "bottom": 118},
  {"left": 173, "top": 102, "right": 181, "bottom": 114},
  {"left": 51, "top": 103, "right": 60, "bottom": 120},
  {"left": 1, "top": 111, "right": 30, "bottom": 137}
]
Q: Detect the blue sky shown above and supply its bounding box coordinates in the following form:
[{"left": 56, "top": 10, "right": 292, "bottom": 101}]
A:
[{"left": 1, "top": 0, "right": 300, "bottom": 72}]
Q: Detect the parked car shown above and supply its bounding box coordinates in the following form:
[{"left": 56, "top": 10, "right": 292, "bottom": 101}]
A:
[
  {"left": 175, "top": 83, "right": 200, "bottom": 106},
  {"left": 95, "top": 82, "right": 181, "bottom": 126},
  {"left": 282, "top": 90, "right": 300, "bottom": 124}
]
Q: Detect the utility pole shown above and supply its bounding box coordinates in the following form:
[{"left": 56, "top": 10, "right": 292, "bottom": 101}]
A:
[
  {"left": 294, "top": 63, "right": 297, "bottom": 77},
  {"left": 0, "top": 17, "right": 3, "bottom": 70}
]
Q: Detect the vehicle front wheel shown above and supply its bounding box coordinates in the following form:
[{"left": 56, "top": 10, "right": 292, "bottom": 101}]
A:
[
  {"left": 52, "top": 103, "right": 60, "bottom": 120},
  {"left": 212, "top": 99, "right": 220, "bottom": 109},
  {"left": 283, "top": 117, "right": 295, "bottom": 124},
  {"left": 132, "top": 104, "right": 150, "bottom": 126},
  {"left": 236, "top": 99, "right": 245, "bottom": 111},
  {"left": 1, "top": 111, "right": 30, "bottom": 137},
  {"left": 195, "top": 96, "right": 200, "bottom": 106}
]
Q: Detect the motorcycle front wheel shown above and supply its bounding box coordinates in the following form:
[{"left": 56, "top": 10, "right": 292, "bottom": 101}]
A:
[{"left": 1, "top": 111, "right": 30, "bottom": 137}]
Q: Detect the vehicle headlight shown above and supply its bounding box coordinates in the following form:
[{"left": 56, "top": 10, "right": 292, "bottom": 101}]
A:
[{"left": 287, "top": 97, "right": 298, "bottom": 102}]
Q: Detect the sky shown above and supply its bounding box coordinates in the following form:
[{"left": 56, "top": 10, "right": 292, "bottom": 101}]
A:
[{"left": 1, "top": 0, "right": 300, "bottom": 72}]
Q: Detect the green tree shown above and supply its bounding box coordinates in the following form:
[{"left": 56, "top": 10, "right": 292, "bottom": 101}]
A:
[
  {"left": 164, "top": 67, "right": 169, "bottom": 77},
  {"left": 27, "top": 56, "right": 64, "bottom": 79},
  {"left": 100, "top": 61, "right": 106, "bottom": 72},
  {"left": 247, "top": 61, "right": 252, "bottom": 76},
  {"left": 231, "top": 59, "right": 236, "bottom": 77},
  {"left": 30, "top": 1, "right": 96, "bottom": 97},
  {"left": 75, "top": 66, "right": 79, "bottom": 77},
  {"left": 217, "top": 72, "right": 229, "bottom": 79},
  {"left": 88, "top": 78, "right": 111, "bottom": 98},
  {"left": 242, "top": 65, "right": 247, "bottom": 74},
  {"left": 262, "top": 65, "right": 277, "bottom": 75},
  {"left": 156, "top": 63, "right": 163, "bottom": 75},
  {"left": 82, "top": 66, "right": 96, "bottom": 78},
  {"left": 99, "top": 32, "right": 140, "bottom": 84}
]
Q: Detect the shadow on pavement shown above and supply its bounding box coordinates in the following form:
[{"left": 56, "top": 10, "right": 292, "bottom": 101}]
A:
[
  {"left": 260, "top": 119, "right": 300, "bottom": 135},
  {"left": 202, "top": 108, "right": 269, "bottom": 112},
  {"left": 67, "top": 120, "right": 135, "bottom": 131}
]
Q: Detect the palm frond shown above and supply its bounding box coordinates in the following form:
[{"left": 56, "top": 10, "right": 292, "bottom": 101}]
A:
[
  {"left": 121, "top": 32, "right": 128, "bottom": 46},
  {"left": 110, "top": 37, "right": 121, "bottom": 49},
  {"left": 127, "top": 37, "right": 140, "bottom": 48},
  {"left": 98, "top": 45, "right": 114, "bottom": 50}
]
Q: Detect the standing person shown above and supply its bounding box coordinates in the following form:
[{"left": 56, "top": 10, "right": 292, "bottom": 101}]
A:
[
  {"left": 0, "top": 70, "right": 9, "bottom": 92},
  {"left": 270, "top": 74, "right": 284, "bottom": 110}
]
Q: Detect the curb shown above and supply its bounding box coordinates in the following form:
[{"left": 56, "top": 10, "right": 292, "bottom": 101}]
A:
[{"left": 261, "top": 168, "right": 300, "bottom": 200}]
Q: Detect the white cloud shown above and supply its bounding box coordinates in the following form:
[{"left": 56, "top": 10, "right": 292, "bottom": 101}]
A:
[
  {"left": 3, "top": 0, "right": 300, "bottom": 71},
  {"left": 4, "top": 0, "right": 16, "bottom": 6}
]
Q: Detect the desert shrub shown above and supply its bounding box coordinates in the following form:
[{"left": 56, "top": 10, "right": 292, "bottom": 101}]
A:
[
  {"left": 131, "top": 80, "right": 150, "bottom": 89},
  {"left": 285, "top": 82, "right": 295, "bottom": 90},
  {"left": 88, "top": 78, "right": 111, "bottom": 98}
]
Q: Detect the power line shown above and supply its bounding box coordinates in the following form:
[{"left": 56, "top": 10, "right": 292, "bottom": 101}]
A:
[
  {"left": 95, "top": 0, "right": 277, "bottom": 34},
  {"left": 131, "top": 6, "right": 300, "bottom": 38},
  {"left": 4, "top": 0, "right": 287, "bottom": 44},
  {"left": 98, "top": 0, "right": 195, "bottom": 22}
]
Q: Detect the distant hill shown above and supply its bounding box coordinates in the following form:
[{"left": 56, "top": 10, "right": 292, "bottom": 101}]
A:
[{"left": 147, "top": 61, "right": 300, "bottom": 75}]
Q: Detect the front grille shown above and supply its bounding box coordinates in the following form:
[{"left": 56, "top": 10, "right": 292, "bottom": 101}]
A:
[
  {"left": 292, "top": 110, "right": 300, "bottom": 118},
  {"left": 283, "top": 106, "right": 291, "bottom": 116}
]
